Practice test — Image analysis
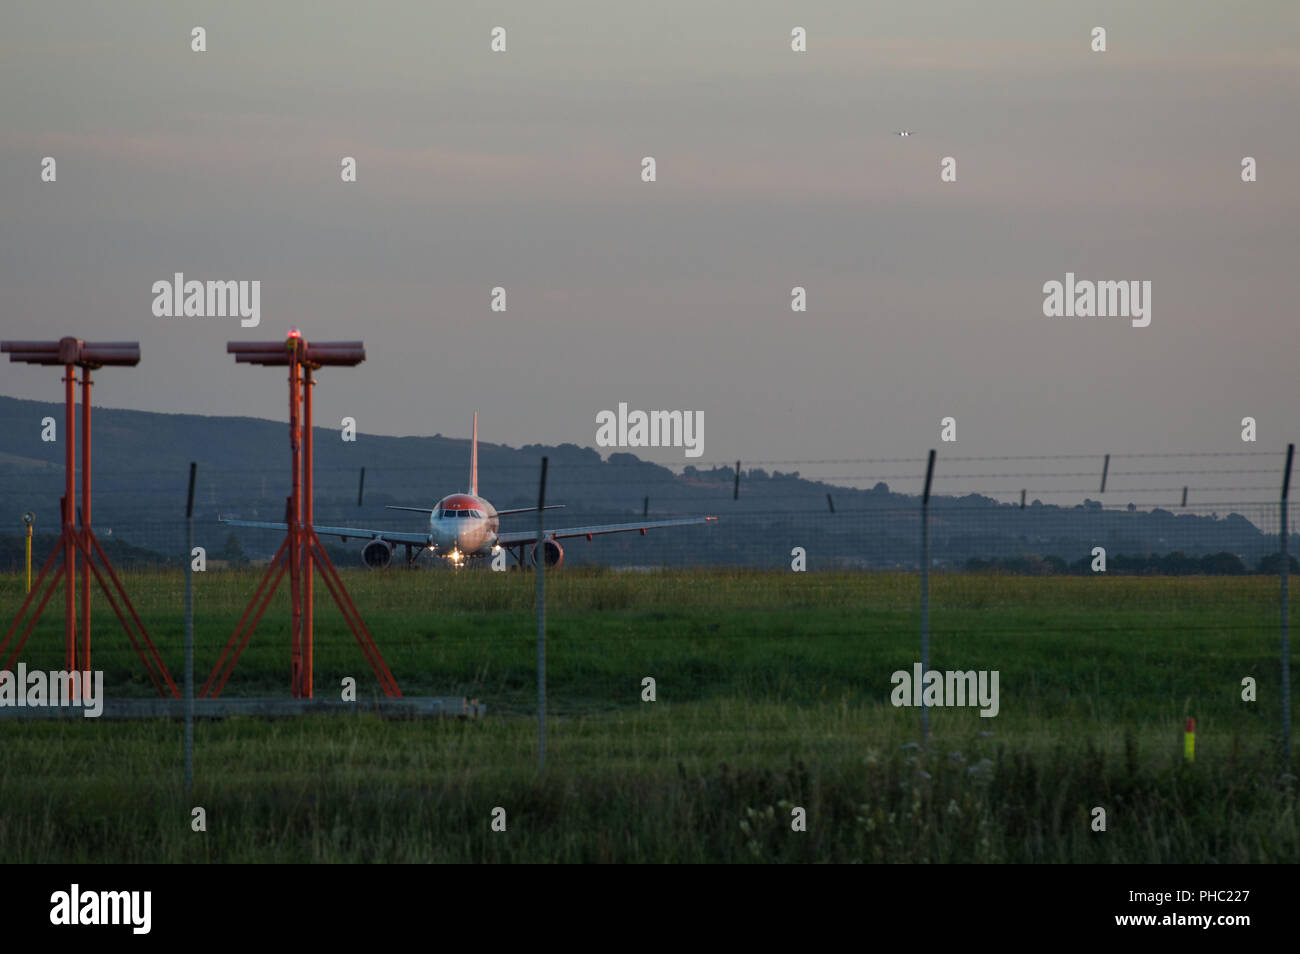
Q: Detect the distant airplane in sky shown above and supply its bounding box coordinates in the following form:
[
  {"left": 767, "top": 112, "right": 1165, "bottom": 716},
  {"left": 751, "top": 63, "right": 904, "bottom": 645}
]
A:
[
  {"left": 222, "top": 414, "right": 716, "bottom": 568},
  {"left": 896, "top": 130, "right": 913, "bottom": 136}
]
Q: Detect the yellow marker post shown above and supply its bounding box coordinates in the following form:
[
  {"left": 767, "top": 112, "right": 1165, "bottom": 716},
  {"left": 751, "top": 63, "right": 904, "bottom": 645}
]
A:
[
  {"left": 21, "top": 511, "right": 35, "bottom": 594},
  {"left": 1184, "top": 717, "right": 1195, "bottom": 763}
]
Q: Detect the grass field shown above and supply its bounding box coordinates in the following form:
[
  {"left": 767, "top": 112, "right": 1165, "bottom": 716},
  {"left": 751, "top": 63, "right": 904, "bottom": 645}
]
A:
[{"left": 0, "top": 568, "right": 1296, "bottom": 862}]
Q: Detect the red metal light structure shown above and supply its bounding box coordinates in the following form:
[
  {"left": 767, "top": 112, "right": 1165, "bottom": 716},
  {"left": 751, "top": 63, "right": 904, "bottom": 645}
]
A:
[
  {"left": 202, "top": 333, "right": 401, "bottom": 699},
  {"left": 0, "top": 338, "right": 179, "bottom": 696}
]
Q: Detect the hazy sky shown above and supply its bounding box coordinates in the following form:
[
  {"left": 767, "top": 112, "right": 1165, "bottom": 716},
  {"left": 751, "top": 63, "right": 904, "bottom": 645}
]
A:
[{"left": 2, "top": 1, "right": 1297, "bottom": 499}]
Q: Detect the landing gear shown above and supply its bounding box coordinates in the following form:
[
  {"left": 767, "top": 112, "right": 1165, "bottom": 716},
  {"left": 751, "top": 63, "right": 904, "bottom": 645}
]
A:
[{"left": 403, "top": 544, "right": 438, "bottom": 569}]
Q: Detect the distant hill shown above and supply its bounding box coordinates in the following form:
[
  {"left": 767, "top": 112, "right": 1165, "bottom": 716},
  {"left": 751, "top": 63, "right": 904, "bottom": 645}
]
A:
[
  {"left": 0, "top": 395, "right": 1291, "bottom": 570},
  {"left": 0, "top": 532, "right": 168, "bottom": 572}
]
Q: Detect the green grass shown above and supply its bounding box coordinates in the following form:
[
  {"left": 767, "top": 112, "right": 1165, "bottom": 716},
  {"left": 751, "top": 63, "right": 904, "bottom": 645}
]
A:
[{"left": 0, "top": 568, "right": 1295, "bottom": 862}]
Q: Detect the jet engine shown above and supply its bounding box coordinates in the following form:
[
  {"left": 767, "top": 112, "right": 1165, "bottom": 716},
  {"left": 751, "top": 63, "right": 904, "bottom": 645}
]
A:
[
  {"left": 530, "top": 539, "right": 564, "bottom": 568},
  {"left": 360, "top": 539, "right": 393, "bottom": 568}
]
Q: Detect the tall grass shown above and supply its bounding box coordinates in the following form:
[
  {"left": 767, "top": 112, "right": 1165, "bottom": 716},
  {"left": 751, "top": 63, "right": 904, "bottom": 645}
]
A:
[{"left": 0, "top": 569, "right": 1293, "bottom": 861}]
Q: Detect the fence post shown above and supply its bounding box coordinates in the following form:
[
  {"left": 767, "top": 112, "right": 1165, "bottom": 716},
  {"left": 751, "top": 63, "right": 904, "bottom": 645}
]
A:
[
  {"left": 185, "top": 462, "right": 196, "bottom": 797},
  {"left": 537, "top": 456, "right": 549, "bottom": 771},
  {"left": 921, "top": 449, "right": 936, "bottom": 745},
  {"left": 1282, "top": 443, "right": 1294, "bottom": 763}
]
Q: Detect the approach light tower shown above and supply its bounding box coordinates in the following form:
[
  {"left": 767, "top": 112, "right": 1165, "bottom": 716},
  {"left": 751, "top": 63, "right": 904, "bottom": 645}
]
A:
[
  {"left": 0, "top": 338, "right": 178, "bottom": 695},
  {"left": 203, "top": 331, "right": 401, "bottom": 699}
]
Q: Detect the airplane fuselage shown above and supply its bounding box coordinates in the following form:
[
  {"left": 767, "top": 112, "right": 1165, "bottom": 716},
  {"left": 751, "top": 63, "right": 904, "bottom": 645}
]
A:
[{"left": 428, "top": 493, "right": 500, "bottom": 560}]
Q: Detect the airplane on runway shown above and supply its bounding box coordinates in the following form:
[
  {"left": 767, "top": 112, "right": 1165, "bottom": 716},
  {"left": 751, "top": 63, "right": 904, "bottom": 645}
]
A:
[{"left": 221, "top": 414, "right": 717, "bottom": 569}]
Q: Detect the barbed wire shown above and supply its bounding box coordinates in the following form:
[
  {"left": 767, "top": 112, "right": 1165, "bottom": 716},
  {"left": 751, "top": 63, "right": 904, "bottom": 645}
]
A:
[
  {"left": 0, "top": 449, "right": 1289, "bottom": 477},
  {"left": 0, "top": 469, "right": 1284, "bottom": 488}
]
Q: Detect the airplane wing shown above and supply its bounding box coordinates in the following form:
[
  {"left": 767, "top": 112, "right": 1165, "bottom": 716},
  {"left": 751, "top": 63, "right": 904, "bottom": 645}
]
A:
[
  {"left": 496, "top": 516, "right": 716, "bottom": 547},
  {"left": 220, "top": 518, "right": 430, "bottom": 547},
  {"left": 385, "top": 504, "right": 565, "bottom": 516}
]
